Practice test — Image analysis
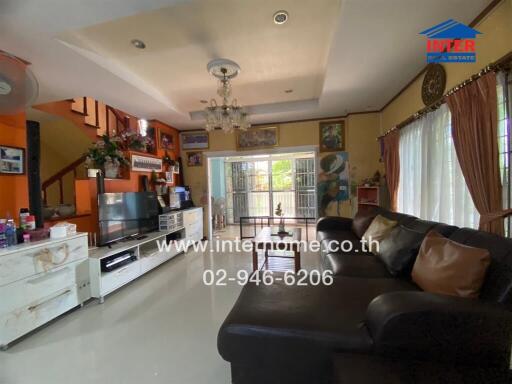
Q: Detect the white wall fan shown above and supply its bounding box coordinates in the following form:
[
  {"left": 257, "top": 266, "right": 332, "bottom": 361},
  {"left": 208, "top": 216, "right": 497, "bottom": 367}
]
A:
[{"left": 0, "top": 50, "right": 39, "bottom": 115}]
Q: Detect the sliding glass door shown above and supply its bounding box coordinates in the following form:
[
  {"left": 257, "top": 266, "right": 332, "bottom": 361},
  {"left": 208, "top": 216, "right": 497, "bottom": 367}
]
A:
[{"left": 225, "top": 154, "right": 316, "bottom": 223}]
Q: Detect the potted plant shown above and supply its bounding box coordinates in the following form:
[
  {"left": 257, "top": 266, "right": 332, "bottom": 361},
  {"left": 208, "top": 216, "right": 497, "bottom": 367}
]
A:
[
  {"left": 85, "top": 135, "right": 128, "bottom": 179},
  {"left": 162, "top": 151, "right": 175, "bottom": 170},
  {"left": 275, "top": 203, "right": 287, "bottom": 235}
]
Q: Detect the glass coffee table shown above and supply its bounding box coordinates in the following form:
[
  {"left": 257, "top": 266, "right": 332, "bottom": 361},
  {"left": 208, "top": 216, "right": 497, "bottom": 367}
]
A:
[{"left": 251, "top": 227, "right": 302, "bottom": 273}]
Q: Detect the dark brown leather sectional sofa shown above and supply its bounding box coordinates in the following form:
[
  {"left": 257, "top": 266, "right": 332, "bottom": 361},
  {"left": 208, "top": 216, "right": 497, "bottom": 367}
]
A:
[{"left": 217, "top": 207, "right": 512, "bottom": 383}]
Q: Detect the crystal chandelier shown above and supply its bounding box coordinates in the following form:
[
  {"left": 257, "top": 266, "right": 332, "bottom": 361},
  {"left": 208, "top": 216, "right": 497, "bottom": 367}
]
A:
[{"left": 204, "top": 59, "right": 250, "bottom": 133}]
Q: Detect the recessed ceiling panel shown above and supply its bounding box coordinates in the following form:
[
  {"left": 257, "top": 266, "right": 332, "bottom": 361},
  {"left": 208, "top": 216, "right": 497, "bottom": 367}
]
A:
[{"left": 58, "top": 0, "right": 341, "bottom": 114}]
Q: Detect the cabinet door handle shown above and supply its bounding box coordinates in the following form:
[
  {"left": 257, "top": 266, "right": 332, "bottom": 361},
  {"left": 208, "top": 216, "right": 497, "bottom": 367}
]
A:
[{"left": 28, "top": 289, "right": 72, "bottom": 311}]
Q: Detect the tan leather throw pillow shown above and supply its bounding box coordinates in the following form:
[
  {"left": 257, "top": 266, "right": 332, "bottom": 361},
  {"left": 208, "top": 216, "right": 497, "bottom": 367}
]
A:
[
  {"left": 412, "top": 231, "right": 491, "bottom": 299},
  {"left": 361, "top": 214, "right": 398, "bottom": 254}
]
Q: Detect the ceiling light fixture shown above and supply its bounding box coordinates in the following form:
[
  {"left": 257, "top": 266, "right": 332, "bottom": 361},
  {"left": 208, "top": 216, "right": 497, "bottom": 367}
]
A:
[
  {"left": 203, "top": 58, "right": 250, "bottom": 133},
  {"left": 131, "top": 39, "right": 146, "bottom": 49},
  {"left": 273, "top": 10, "right": 289, "bottom": 25}
]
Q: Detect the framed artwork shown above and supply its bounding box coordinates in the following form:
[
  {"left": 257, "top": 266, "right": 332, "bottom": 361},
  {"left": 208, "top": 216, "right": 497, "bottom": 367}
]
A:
[
  {"left": 159, "top": 130, "right": 174, "bottom": 150},
  {"left": 319, "top": 120, "right": 345, "bottom": 152},
  {"left": 236, "top": 126, "right": 279, "bottom": 150},
  {"left": 186, "top": 152, "right": 203, "bottom": 167},
  {"left": 164, "top": 171, "right": 174, "bottom": 183},
  {"left": 131, "top": 154, "right": 163, "bottom": 172},
  {"left": 0, "top": 145, "right": 25, "bottom": 175},
  {"left": 181, "top": 131, "right": 209, "bottom": 150},
  {"left": 317, "top": 152, "right": 349, "bottom": 217}
]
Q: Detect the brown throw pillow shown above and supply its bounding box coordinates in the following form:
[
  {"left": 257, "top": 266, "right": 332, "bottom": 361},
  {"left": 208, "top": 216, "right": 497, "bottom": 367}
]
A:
[
  {"left": 361, "top": 214, "right": 398, "bottom": 254},
  {"left": 412, "top": 231, "right": 491, "bottom": 299}
]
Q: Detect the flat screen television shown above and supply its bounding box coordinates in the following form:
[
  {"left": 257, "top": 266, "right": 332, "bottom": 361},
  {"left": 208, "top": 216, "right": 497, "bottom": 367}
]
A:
[{"left": 98, "top": 191, "right": 159, "bottom": 246}]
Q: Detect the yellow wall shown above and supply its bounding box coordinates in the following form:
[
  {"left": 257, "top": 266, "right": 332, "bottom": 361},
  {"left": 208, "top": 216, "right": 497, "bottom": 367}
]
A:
[
  {"left": 181, "top": 113, "right": 382, "bottom": 236},
  {"left": 381, "top": 0, "right": 512, "bottom": 130},
  {"left": 40, "top": 117, "right": 92, "bottom": 207}
]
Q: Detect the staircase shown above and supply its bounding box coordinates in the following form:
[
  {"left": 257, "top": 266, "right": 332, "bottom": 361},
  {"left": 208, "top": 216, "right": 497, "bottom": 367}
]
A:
[
  {"left": 70, "top": 97, "right": 130, "bottom": 138},
  {"left": 40, "top": 97, "right": 131, "bottom": 206}
]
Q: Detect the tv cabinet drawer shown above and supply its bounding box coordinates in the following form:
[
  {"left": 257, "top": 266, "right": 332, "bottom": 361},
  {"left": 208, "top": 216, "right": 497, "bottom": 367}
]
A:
[
  {"left": 0, "top": 235, "right": 88, "bottom": 287},
  {"left": 101, "top": 260, "right": 140, "bottom": 295},
  {"left": 0, "top": 258, "right": 89, "bottom": 316},
  {"left": 0, "top": 285, "right": 80, "bottom": 347}
]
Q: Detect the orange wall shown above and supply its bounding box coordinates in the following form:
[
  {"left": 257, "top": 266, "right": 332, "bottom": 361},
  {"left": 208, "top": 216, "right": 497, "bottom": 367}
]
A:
[
  {"left": 0, "top": 113, "right": 29, "bottom": 221},
  {"left": 72, "top": 119, "right": 181, "bottom": 234}
]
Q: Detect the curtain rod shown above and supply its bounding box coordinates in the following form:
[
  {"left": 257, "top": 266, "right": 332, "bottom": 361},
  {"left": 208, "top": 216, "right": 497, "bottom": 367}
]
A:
[{"left": 377, "top": 51, "right": 512, "bottom": 140}]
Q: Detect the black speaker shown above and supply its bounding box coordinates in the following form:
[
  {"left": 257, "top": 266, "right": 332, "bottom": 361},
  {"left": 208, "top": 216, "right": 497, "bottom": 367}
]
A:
[{"left": 26, "top": 120, "right": 43, "bottom": 228}]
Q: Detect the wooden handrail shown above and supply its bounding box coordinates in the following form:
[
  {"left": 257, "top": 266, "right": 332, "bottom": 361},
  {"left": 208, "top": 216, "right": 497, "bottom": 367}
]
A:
[
  {"left": 42, "top": 155, "right": 87, "bottom": 205},
  {"left": 106, "top": 105, "right": 129, "bottom": 134}
]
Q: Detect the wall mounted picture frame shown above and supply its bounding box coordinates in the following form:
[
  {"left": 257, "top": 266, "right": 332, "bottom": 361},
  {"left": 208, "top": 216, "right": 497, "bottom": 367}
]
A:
[
  {"left": 181, "top": 131, "right": 209, "bottom": 150},
  {"left": 236, "top": 126, "right": 279, "bottom": 150},
  {"left": 159, "top": 130, "right": 174, "bottom": 150},
  {"left": 164, "top": 171, "right": 174, "bottom": 183},
  {"left": 186, "top": 152, "right": 203, "bottom": 167},
  {"left": 131, "top": 154, "right": 163, "bottom": 172},
  {"left": 0, "top": 145, "right": 25, "bottom": 175},
  {"left": 318, "top": 151, "right": 350, "bottom": 217},
  {"left": 319, "top": 120, "right": 345, "bottom": 152}
]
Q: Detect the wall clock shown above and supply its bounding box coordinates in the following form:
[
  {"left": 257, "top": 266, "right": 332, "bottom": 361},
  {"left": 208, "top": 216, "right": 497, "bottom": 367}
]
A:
[{"left": 421, "top": 63, "right": 446, "bottom": 106}]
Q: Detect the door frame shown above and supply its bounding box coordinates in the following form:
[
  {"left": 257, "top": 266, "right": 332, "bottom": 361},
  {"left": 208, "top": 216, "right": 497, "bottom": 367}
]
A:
[{"left": 205, "top": 145, "right": 319, "bottom": 241}]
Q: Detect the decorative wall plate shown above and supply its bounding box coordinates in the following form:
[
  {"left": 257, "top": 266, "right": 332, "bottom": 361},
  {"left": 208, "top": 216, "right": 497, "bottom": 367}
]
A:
[{"left": 421, "top": 63, "right": 446, "bottom": 106}]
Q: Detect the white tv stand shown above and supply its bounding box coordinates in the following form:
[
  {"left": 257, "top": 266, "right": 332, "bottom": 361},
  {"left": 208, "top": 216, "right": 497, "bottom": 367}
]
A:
[{"left": 89, "top": 207, "right": 203, "bottom": 303}]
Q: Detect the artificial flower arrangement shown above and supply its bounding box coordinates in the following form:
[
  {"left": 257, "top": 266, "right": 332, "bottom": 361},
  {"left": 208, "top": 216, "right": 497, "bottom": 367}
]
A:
[
  {"left": 115, "top": 130, "right": 154, "bottom": 153},
  {"left": 85, "top": 135, "right": 129, "bottom": 178}
]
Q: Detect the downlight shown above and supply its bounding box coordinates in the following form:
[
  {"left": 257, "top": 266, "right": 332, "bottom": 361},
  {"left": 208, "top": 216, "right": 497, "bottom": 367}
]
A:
[
  {"left": 131, "top": 39, "right": 146, "bottom": 49},
  {"left": 273, "top": 10, "right": 289, "bottom": 25}
]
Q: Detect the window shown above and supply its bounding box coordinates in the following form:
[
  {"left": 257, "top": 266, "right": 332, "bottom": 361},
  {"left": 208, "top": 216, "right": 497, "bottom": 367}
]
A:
[
  {"left": 497, "top": 71, "right": 511, "bottom": 236},
  {"left": 398, "top": 104, "right": 479, "bottom": 228}
]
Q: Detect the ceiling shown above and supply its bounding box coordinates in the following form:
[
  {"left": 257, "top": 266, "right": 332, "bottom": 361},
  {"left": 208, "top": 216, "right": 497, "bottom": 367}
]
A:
[{"left": 0, "top": 0, "right": 492, "bottom": 129}]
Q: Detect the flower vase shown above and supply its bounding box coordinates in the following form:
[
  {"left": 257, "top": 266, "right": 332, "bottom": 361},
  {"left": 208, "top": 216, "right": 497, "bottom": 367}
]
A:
[{"left": 104, "top": 162, "right": 119, "bottom": 179}]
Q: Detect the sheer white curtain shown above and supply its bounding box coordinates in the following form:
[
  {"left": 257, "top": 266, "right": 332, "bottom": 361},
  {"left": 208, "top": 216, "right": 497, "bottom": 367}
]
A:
[{"left": 397, "top": 104, "right": 479, "bottom": 228}]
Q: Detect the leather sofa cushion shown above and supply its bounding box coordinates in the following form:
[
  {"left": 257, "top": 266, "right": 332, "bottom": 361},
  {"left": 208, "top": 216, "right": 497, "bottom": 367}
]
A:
[
  {"left": 449, "top": 228, "right": 512, "bottom": 305},
  {"left": 403, "top": 218, "right": 458, "bottom": 238},
  {"left": 380, "top": 211, "right": 416, "bottom": 227},
  {"left": 319, "top": 230, "right": 371, "bottom": 254},
  {"left": 351, "top": 207, "right": 381, "bottom": 238},
  {"left": 412, "top": 231, "right": 491, "bottom": 299},
  {"left": 218, "top": 274, "right": 418, "bottom": 364},
  {"left": 362, "top": 215, "right": 398, "bottom": 253},
  {"left": 323, "top": 253, "right": 391, "bottom": 278},
  {"left": 377, "top": 225, "right": 426, "bottom": 277}
]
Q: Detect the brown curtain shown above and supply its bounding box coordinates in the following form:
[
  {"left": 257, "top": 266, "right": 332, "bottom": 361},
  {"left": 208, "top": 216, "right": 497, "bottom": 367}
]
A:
[
  {"left": 383, "top": 130, "right": 400, "bottom": 211},
  {"left": 446, "top": 72, "right": 504, "bottom": 235}
]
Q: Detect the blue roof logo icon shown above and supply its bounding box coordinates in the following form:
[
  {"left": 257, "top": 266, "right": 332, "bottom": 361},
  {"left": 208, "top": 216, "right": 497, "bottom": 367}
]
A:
[{"left": 420, "top": 19, "right": 482, "bottom": 39}]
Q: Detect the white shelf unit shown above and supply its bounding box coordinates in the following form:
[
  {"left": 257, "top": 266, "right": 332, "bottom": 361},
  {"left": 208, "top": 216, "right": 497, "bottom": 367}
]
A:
[
  {"left": 183, "top": 207, "right": 203, "bottom": 242},
  {"left": 88, "top": 228, "right": 186, "bottom": 303}
]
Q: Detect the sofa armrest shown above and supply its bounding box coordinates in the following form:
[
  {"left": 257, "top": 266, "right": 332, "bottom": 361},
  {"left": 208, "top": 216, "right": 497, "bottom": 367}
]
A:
[
  {"left": 366, "top": 291, "right": 512, "bottom": 369},
  {"left": 316, "top": 216, "right": 353, "bottom": 232}
]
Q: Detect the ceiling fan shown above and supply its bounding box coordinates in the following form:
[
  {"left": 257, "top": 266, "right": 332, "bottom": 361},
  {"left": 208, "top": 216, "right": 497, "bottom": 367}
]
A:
[{"left": 0, "top": 50, "right": 39, "bottom": 115}]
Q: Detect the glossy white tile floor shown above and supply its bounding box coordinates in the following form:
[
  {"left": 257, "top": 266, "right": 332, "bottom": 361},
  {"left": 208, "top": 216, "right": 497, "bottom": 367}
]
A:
[{"left": 0, "top": 243, "right": 321, "bottom": 384}]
